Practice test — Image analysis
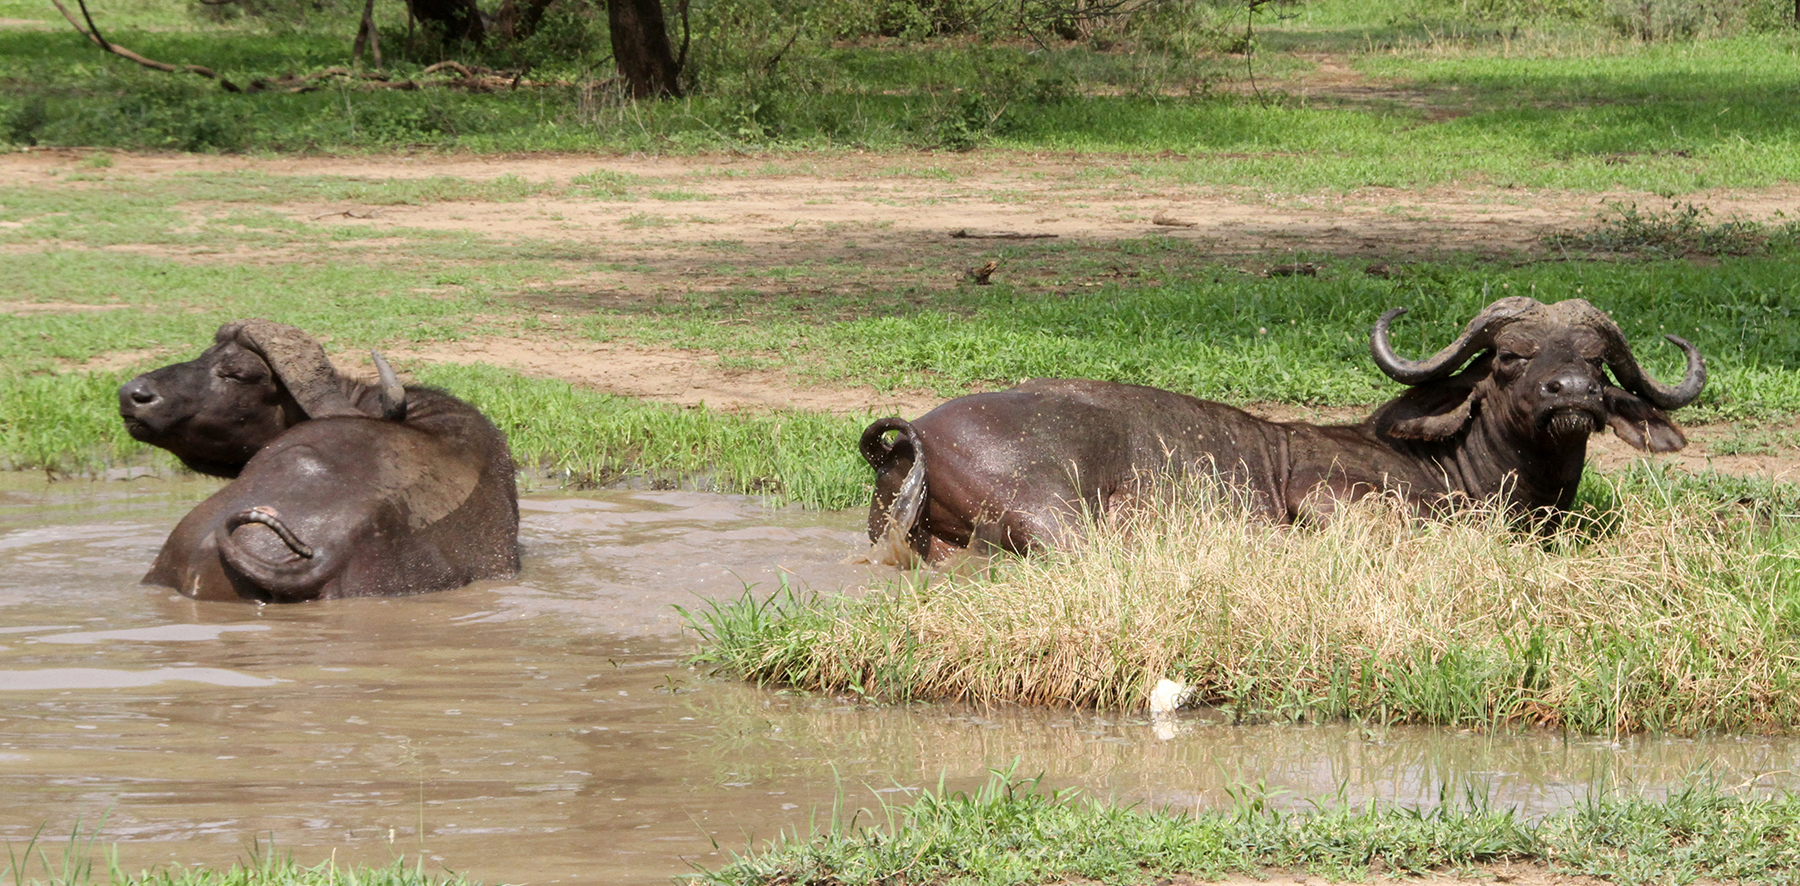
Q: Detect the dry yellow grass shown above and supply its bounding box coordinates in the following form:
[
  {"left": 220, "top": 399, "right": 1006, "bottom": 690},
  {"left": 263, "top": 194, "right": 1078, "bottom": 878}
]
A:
[{"left": 708, "top": 477, "right": 1800, "bottom": 733}]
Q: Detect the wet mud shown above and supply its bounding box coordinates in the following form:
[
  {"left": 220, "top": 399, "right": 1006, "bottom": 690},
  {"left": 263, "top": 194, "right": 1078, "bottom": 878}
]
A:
[{"left": 1, "top": 475, "right": 1796, "bottom": 884}]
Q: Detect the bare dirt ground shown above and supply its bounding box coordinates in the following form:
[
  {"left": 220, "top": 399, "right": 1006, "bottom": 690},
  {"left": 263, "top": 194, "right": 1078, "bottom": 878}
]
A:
[
  {"left": 18, "top": 148, "right": 1800, "bottom": 273},
  {"left": 10, "top": 147, "right": 1800, "bottom": 482}
]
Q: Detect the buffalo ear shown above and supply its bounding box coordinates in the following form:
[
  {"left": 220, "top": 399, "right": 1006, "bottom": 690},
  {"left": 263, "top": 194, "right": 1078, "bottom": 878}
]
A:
[
  {"left": 1605, "top": 386, "right": 1686, "bottom": 452},
  {"left": 230, "top": 319, "right": 362, "bottom": 419},
  {"left": 1386, "top": 388, "right": 1482, "bottom": 441}
]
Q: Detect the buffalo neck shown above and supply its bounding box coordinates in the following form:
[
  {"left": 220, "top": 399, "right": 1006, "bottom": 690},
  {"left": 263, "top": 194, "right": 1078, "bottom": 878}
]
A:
[{"left": 1432, "top": 407, "right": 1588, "bottom": 516}]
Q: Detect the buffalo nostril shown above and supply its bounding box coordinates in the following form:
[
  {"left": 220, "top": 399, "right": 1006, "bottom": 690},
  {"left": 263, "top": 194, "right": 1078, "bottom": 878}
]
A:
[
  {"left": 121, "top": 380, "right": 160, "bottom": 407},
  {"left": 1543, "top": 379, "right": 1562, "bottom": 395}
]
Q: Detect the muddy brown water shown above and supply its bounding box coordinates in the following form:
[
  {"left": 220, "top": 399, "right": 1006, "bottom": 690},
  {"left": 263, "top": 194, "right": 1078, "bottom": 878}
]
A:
[{"left": 2, "top": 474, "right": 1798, "bottom": 885}]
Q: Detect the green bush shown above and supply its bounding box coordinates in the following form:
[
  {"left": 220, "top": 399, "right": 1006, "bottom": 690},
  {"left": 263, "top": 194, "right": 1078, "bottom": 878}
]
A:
[
  {"left": 2, "top": 96, "right": 49, "bottom": 145},
  {"left": 53, "top": 77, "right": 248, "bottom": 152},
  {"left": 1603, "top": 0, "right": 1766, "bottom": 39}
]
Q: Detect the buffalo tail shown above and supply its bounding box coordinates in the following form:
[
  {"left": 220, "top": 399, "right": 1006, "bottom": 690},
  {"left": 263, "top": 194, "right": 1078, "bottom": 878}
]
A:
[
  {"left": 215, "top": 506, "right": 334, "bottom": 601},
  {"left": 859, "top": 417, "right": 928, "bottom": 567}
]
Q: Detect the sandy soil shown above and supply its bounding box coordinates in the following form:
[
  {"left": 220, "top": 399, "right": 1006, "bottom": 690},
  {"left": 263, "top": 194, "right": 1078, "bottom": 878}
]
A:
[{"left": 9, "top": 147, "right": 1800, "bottom": 481}]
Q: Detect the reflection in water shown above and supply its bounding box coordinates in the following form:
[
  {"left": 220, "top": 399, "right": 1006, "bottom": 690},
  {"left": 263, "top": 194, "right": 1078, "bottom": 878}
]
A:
[{"left": 0, "top": 475, "right": 1796, "bottom": 885}]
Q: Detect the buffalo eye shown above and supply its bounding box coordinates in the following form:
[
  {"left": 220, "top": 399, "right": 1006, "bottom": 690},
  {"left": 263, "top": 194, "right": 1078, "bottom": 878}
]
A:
[
  {"left": 1496, "top": 351, "right": 1524, "bottom": 370},
  {"left": 216, "top": 363, "right": 268, "bottom": 384}
]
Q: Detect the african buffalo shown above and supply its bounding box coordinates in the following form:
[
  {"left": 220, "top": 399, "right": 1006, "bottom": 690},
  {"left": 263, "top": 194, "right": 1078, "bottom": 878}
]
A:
[
  {"left": 118, "top": 320, "right": 520, "bottom": 602},
  {"left": 861, "top": 296, "right": 1705, "bottom": 564}
]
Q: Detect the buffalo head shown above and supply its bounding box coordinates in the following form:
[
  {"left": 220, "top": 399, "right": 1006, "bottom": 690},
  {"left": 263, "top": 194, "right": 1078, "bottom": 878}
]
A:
[
  {"left": 1370, "top": 296, "right": 1705, "bottom": 456},
  {"left": 119, "top": 320, "right": 406, "bottom": 477}
]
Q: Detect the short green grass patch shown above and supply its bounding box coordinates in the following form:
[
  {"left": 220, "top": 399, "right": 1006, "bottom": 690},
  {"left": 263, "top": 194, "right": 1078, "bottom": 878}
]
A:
[
  {"left": 689, "top": 471, "right": 1800, "bottom": 733},
  {"left": 409, "top": 363, "right": 872, "bottom": 508},
  {"left": 618, "top": 249, "right": 1800, "bottom": 420}
]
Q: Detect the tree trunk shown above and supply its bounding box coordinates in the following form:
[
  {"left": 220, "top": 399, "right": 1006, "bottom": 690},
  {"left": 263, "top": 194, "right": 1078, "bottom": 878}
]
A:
[
  {"left": 608, "top": 0, "right": 682, "bottom": 98},
  {"left": 407, "top": 0, "right": 485, "bottom": 44},
  {"left": 352, "top": 0, "right": 383, "bottom": 67}
]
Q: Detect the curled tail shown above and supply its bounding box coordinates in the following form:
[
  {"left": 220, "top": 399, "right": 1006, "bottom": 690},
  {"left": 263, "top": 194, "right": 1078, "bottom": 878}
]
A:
[
  {"left": 215, "top": 506, "right": 335, "bottom": 602},
  {"left": 860, "top": 417, "right": 928, "bottom": 567}
]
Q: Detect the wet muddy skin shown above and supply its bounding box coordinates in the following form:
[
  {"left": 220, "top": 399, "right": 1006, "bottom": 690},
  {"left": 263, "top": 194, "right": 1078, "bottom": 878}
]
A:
[{"left": 2, "top": 474, "right": 1797, "bottom": 884}]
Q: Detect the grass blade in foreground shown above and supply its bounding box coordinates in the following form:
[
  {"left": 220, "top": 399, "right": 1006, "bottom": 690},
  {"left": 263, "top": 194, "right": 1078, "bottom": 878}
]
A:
[
  {"left": 3, "top": 840, "right": 471, "bottom": 886},
  {"left": 690, "top": 471, "right": 1800, "bottom": 734}
]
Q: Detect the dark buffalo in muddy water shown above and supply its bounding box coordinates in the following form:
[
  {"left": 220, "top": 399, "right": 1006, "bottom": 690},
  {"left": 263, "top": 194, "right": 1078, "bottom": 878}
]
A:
[
  {"left": 861, "top": 296, "right": 1706, "bottom": 564},
  {"left": 118, "top": 319, "right": 520, "bottom": 602}
]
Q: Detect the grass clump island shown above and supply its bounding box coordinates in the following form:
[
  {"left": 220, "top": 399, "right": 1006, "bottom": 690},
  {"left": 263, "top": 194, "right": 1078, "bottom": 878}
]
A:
[{"left": 690, "top": 468, "right": 1800, "bottom": 735}]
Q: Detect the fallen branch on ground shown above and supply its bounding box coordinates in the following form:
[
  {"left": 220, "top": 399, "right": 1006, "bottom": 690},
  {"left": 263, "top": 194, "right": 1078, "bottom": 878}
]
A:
[
  {"left": 950, "top": 229, "right": 1058, "bottom": 239},
  {"left": 240, "top": 62, "right": 565, "bottom": 94}
]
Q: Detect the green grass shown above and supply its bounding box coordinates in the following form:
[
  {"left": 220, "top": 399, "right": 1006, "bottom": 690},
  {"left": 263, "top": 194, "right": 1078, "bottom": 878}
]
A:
[
  {"left": 412, "top": 364, "right": 872, "bottom": 508},
  {"left": 1, "top": 362, "right": 876, "bottom": 506},
  {"left": 697, "top": 771, "right": 1800, "bottom": 886},
  {"left": 4, "top": 0, "right": 1800, "bottom": 193},
  {"left": 687, "top": 468, "right": 1800, "bottom": 733},
  {"left": 22, "top": 777, "right": 1800, "bottom": 886},
  {"left": 1543, "top": 200, "right": 1800, "bottom": 257},
  {"left": 6, "top": 213, "right": 1800, "bottom": 494},
  {"left": 608, "top": 249, "right": 1800, "bottom": 420}
]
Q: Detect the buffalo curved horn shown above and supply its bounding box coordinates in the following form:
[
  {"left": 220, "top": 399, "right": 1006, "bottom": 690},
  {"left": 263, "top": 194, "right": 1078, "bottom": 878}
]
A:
[
  {"left": 371, "top": 350, "right": 408, "bottom": 421},
  {"left": 1573, "top": 304, "right": 1707, "bottom": 409},
  {"left": 1370, "top": 296, "right": 1543, "bottom": 385},
  {"left": 226, "top": 319, "right": 362, "bottom": 419}
]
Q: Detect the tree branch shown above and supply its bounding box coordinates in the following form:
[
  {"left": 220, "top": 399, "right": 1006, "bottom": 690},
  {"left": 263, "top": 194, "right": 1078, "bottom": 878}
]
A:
[
  {"left": 352, "top": 0, "right": 382, "bottom": 69},
  {"left": 50, "top": 0, "right": 238, "bottom": 90}
]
